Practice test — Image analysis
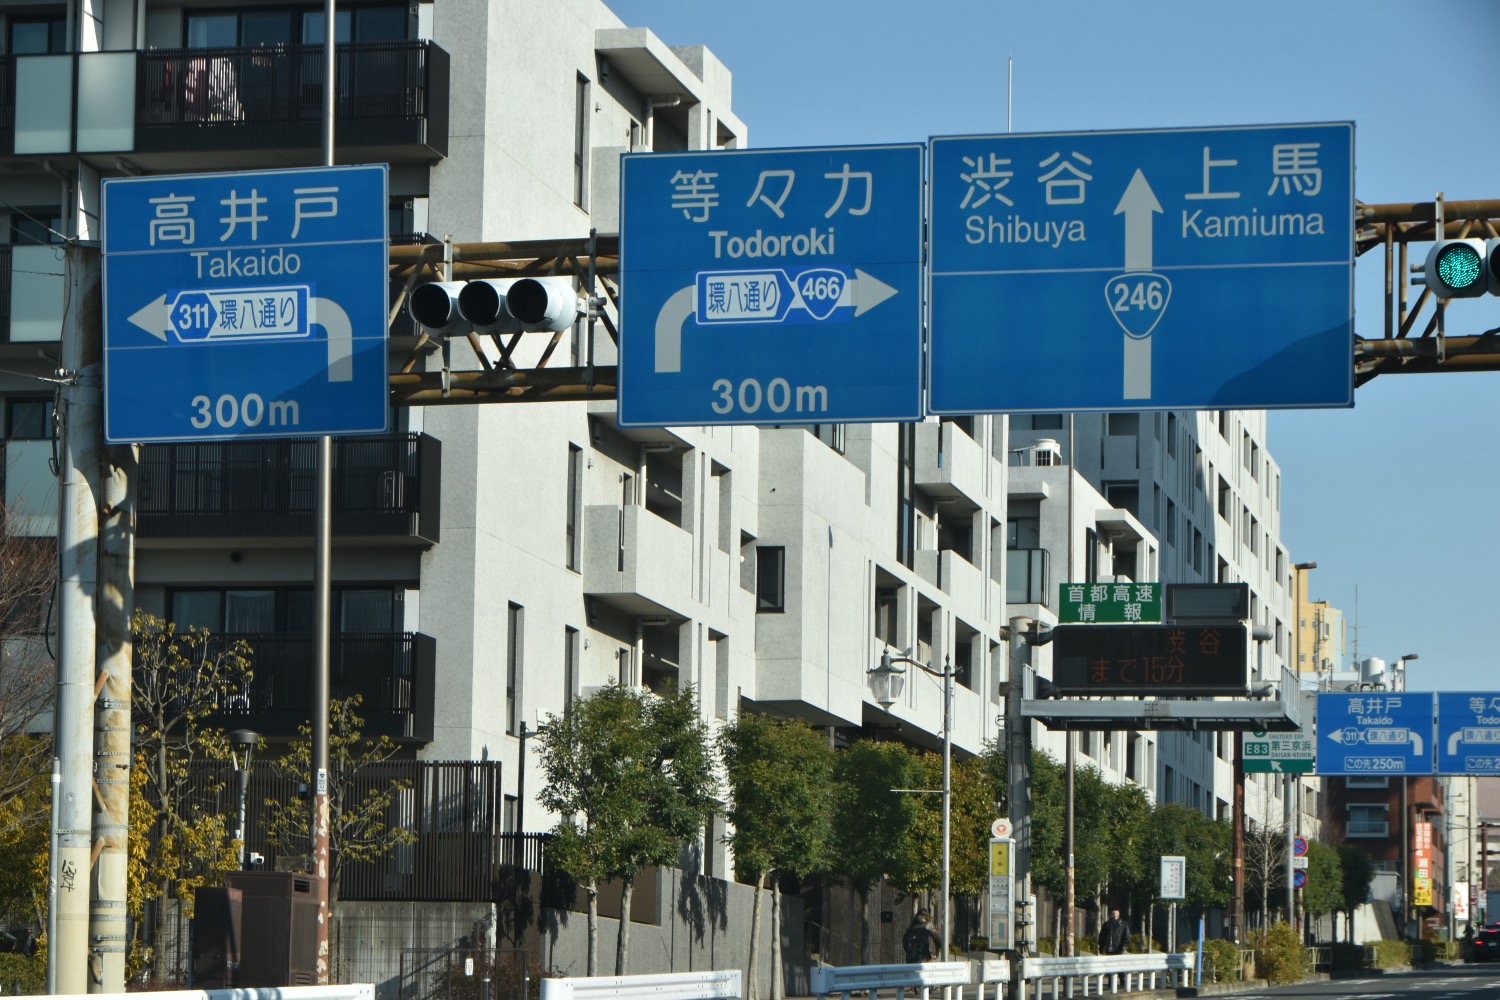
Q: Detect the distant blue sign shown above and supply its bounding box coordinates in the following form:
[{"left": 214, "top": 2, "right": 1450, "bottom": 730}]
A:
[
  {"left": 618, "top": 145, "right": 923, "bottom": 427},
  {"left": 1437, "top": 692, "right": 1500, "bottom": 775},
  {"left": 928, "top": 123, "right": 1354, "bottom": 413},
  {"left": 1316, "top": 692, "right": 1434, "bottom": 775},
  {"left": 102, "top": 165, "right": 390, "bottom": 443}
]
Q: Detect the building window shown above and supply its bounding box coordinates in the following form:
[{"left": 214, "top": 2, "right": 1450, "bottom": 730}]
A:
[
  {"left": 897, "top": 425, "right": 915, "bottom": 568},
  {"left": 1166, "top": 413, "right": 1177, "bottom": 458},
  {"left": 9, "top": 13, "right": 67, "bottom": 54},
  {"left": 563, "top": 626, "right": 578, "bottom": 717},
  {"left": 6, "top": 398, "right": 52, "bottom": 440},
  {"left": 506, "top": 603, "right": 523, "bottom": 736},
  {"left": 574, "top": 74, "right": 589, "bottom": 209},
  {"left": 1102, "top": 481, "right": 1139, "bottom": 519},
  {"left": 874, "top": 584, "right": 898, "bottom": 646},
  {"left": 810, "top": 423, "right": 846, "bottom": 454},
  {"left": 755, "top": 546, "right": 785, "bottom": 613},
  {"left": 1346, "top": 803, "right": 1388, "bottom": 837},
  {"left": 565, "top": 444, "right": 581, "bottom": 571},
  {"left": 1107, "top": 412, "right": 1139, "bottom": 436}
]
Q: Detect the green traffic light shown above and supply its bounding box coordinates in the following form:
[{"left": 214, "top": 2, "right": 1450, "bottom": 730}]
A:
[{"left": 1435, "top": 242, "right": 1484, "bottom": 291}]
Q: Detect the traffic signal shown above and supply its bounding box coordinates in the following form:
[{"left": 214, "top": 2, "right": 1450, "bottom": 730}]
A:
[
  {"left": 1423, "top": 238, "right": 1500, "bottom": 299},
  {"left": 407, "top": 277, "right": 580, "bottom": 335}
]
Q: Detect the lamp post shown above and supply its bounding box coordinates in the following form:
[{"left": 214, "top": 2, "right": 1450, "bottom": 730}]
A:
[
  {"left": 1395, "top": 652, "right": 1418, "bottom": 939},
  {"left": 870, "top": 648, "right": 953, "bottom": 960},
  {"left": 229, "top": 729, "right": 261, "bottom": 870}
]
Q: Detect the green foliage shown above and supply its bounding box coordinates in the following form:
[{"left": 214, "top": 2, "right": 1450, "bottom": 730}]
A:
[
  {"left": 0, "top": 748, "right": 49, "bottom": 928},
  {"left": 719, "top": 713, "right": 833, "bottom": 883},
  {"left": 899, "top": 753, "right": 995, "bottom": 897},
  {"left": 1253, "top": 921, "right": 1308, "bottom": 983},
  {"left": 263, "top": 694, "right": 416, "bottom": 899},
  {"left": 0, "top": 951, "right": 45, "bottom": 995},
  {"left": 1301, "top": 840, "right": 1343, "bottom": 917},
  {"left": 538, "top": 683, "right": 716, "bottom": 888},
  {"left": 1367, "top": 939, "right": 1412, "bottom": 968},
  {"left": 1203, "top": 937, "right": 1241, "bottom": 982},
  {"left": 1336, "top": 845, "right": 1375, "bottom": 916},
  {"left": 828, "top": 740, "right": 924, "bottom": 892}
]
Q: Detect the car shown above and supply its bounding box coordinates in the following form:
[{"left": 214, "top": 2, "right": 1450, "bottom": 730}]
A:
[{"left": 1469, "top": 927, "right": 1500, "bottom": 962}]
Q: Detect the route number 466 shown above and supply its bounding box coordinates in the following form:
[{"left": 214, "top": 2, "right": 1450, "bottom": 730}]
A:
[{"left": 1104, "top": 272, "right": 1172, "bottom": 340}]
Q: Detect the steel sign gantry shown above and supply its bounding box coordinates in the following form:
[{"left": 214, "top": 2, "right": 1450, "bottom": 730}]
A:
[{"left": 383, "top": 195, "right": 1500, "bottom": 412}]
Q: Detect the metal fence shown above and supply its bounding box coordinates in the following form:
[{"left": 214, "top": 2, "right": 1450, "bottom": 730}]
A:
[{"left": 399, "top": 948, "right": 538, "bottom": 1000}]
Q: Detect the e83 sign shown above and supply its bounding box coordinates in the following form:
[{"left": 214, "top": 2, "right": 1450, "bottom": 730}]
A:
[{"left": 1051, "top": 623, "right": 1248, "bottom": 696}]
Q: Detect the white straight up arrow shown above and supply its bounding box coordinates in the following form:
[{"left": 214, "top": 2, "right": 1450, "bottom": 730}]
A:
[{"left": 1115, "top": 169, "right": 1163, "bottom": 271}]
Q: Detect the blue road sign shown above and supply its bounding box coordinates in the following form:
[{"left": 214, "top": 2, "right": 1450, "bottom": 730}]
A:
[
  {"left": 928, "top": 123, "right": 1354, "bottom": 413},
  {"left": 1293, "top": 869, "right": 1307, "bottom": 889},
  {"left": 102, "top": 165, "right": 389, "bottom": 443},
  {"left": 618, "top": 145, "right": 923, "bottom": 427},
  {"left": 1437, "top": 692, "right": 1500, "bottom": 775},
  {"left": 1316, "top": 691, "right": 1435, "bottom": 775}
]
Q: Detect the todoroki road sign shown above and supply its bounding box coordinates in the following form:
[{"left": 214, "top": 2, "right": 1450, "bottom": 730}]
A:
[{"left": 1051, "top": 622, "right": 1248, "bottom": 696}]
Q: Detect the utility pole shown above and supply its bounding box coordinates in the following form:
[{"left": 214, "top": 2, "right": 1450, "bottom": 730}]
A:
[{"left": 50, "top": 243, "right": 101, "bottom": 994}]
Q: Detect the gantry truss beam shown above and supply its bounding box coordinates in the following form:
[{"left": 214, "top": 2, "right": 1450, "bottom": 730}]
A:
[{"left": 387, "top": 199, "right": 1500, "bottom": 406}]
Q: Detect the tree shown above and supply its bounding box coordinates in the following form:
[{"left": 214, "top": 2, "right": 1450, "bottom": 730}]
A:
[
  {"left": 130, "top": 612, "right": 252, "bottom": 981},
  {"left": 1302, "top": 840, "right": 1344, "bottom": 927},
  {"left": 1336, "top": 844, "right": 1375, "bottom": 942},
  {"left": 827, "top": 740, "right": 924, "bottom": 963},
  {"left": 1243, "top": 824, "right": 1287, "bottom": 929},
  {"left": 263, "top": 694, "right": 416, "bottom": 905},
  {"left": 719, "top": 713, "right": 833, "bottom": 1000},
  {"left": 537, "top": 684, "right": 716, "bottom": 976}
]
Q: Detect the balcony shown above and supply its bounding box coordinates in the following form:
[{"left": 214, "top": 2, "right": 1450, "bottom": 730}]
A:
[
  {"left": 0, "top": 244, "right": 66, "bottom": 345},
  {"left": 915, "top": 420, "right": 989, "bottom": 507},
  {"left": 137, "top": 433, "right": 440, "bottom": 544},
  {"left": 914, "top": 547, "right": 985, "bottom": 613},
  {"left": 203, "top": 630, "right": 435, "bottom": 743},
  {"left": 1346, "top": 820, "right": 1390, "bottom": 838},
  {"left": 582, "top": 503, "right": 694, "bottom": 618},
  {"left": 0, "top": 41, "right": 447, "bottom": 161}
]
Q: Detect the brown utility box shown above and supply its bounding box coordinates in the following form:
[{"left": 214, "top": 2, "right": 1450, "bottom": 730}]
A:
[{"left": 225, "top": 871, "right": 323, "bottom": 986}]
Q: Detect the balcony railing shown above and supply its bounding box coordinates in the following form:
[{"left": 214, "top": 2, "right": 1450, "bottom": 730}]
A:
[
  {"left": 1006, "top": 547, "right": 1051, "bottom": 606},
  {"left": 1346, "top": 819, "right": 1389, "bottom": 837},
  {"left": 133, "top": 40, "right": 448, "bottom": 157},
  {"left": 138, "top": 433, "right": 440, "bottom": 542},
  {"left": 203, "top": 630, "right": 435, "bottom": 743}
]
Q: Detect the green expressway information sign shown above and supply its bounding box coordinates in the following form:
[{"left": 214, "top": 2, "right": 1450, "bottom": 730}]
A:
[{"left": 1058, "top": 582, "right": 1162, "bottom": 623}]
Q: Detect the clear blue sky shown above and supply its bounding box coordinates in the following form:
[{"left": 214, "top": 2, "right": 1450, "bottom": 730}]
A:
[{"left": 608, "top": 0, "right": 1500, "bottom": 692}]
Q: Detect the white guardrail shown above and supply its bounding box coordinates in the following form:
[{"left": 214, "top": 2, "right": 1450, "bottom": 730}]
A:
[
  {"left": 50, "top": 987, "right": 375, "bottom": 1000},
  {"left": 1021, "top": 952, "right": 1195, "bottom": 999},
  {"left": 540, "top": 970, "right": 743, "bottom": 1000},
  {"left": 812, "top": 961, "right": 998, "bottom": 1000}
]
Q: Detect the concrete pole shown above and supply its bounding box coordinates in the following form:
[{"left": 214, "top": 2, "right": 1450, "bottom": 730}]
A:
[
  {"left": 90, "top": 440, "right": 136, "bottom": 992},
  {"left": 1064, "top": 732, "right": 1075, "bottom": 956},
  {"left": 941, "top": 657, "right": 952, "bottom": 959},
  {"left": 1231, "top": 733, "right": 1244, "bottom": 944},
  {"left": 1284, "top": 774, "right": 1295, "bottom": 932},
  {"left": 1005, "top": 616, "right": 1033, "bottom": 1000},
  {"left": 50, "top": 243, "right": 101, "bottom": 994}
]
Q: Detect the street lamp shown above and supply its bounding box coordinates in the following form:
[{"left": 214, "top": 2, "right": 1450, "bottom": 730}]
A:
[
  {"left": 229, "top": 729, "right": 261, "bottom": 870},
  {"left": 869, "top": 648, "right": 954, "bottom": 960}
]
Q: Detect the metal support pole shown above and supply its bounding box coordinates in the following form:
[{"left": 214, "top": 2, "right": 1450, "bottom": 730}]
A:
[
  {"left": 1006, "top": 617, "right": 1033, "bottom": 1000},
  {"left": 942, "top": 657, "right": 953, "bottom": 960},
  {"left": 1285, "top": 774, "right": 1295, "bottom": 930},
  {"left": 1065, "top": 732, "right": 1075, "bottom": 956},
  {"left": 1402, "top": 776, "right": 1410, "bottom": 940},
  {"left": 1231, "top": 733, "right": 1244, "bottom": 945},
  {"left": 312, "top": 0, "right": 337, "bottom": 979}
]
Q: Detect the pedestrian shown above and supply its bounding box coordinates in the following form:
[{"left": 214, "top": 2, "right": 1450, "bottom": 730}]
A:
[
  {"left": 903, "top": 909, "right": 941, "bottom": 963},
  {"left": 1098, "top": 908, "right": 1129, "bottom": 955}
]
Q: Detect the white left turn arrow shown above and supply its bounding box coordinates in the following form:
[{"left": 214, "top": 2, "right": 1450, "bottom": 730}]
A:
[{"left": 128, "top": 295, "right": 171, "bottom": 342}]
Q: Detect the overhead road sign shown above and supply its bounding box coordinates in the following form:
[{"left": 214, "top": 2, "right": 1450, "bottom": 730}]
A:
[
  {"left": 1050, "top": 622, "right": 1248, "bottom": 696},
  {"left": 1058, "top": 581, "right": 1161, "bottom": 623},
  {"left": 618, "top": 144, "right": 923, "bottom": 427},
  {"left": 1315, "top": 691, "right": 1435, "bottom": 775},
  {"left": 102, "top": 164, "right": 390, "bottom": 443},
  {"left": 1437, "top": 692, "right": 1500, "bottom": 775},
  {"left": 927, "top": 122, "right": 1354, "bottom": 413}
]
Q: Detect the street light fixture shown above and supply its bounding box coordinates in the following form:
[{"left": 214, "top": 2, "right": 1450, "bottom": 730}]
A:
[
  {"left": 229, "top": 729, "right": 261, "bottom": 870},
  {"left": 869, "top": 648, "right": 953, "bottom": 960}
]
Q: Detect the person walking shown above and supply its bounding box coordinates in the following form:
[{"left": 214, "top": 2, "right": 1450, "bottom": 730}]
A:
[
  {"left": 1098, "top": 908, "right": 1130, "bottom": 955},
  {"left": 903, "top": 909, "right": 942, "bottom": 963}
]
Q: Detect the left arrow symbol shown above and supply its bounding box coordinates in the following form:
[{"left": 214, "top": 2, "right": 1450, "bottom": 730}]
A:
[{"left": 128, "top": 294, "right": 171, "bottom": 342}]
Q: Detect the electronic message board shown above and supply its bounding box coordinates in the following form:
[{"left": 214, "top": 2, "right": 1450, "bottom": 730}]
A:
[{"left": 1051, "top": 622, "right": 1248, "bottom": 696}]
